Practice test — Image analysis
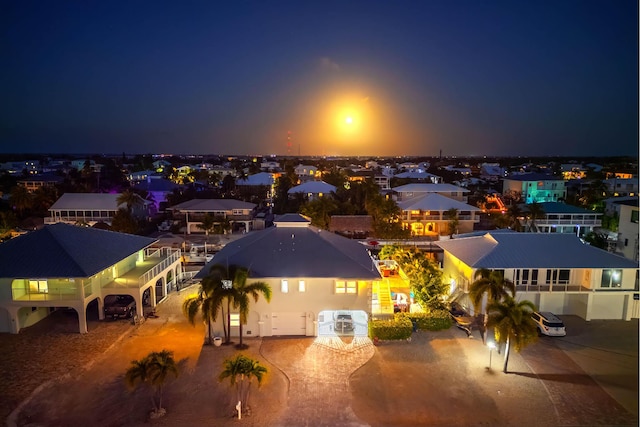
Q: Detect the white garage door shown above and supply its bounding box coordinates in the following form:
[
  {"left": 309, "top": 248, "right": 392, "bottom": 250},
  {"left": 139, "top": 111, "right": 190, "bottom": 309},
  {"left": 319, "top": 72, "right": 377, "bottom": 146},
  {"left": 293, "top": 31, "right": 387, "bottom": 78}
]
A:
[{"left": 272, "top": 312, "right": 306, "bottom": 335}]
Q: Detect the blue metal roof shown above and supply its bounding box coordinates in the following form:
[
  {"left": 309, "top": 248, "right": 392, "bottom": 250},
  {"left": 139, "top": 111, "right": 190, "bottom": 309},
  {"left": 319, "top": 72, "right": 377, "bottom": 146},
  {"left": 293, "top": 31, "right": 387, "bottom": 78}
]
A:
[
  {"left": 436, "top": 232, "right": 638, "bottom": 269},
  {"left": 0, "top": 223, "right": 156, "bottom": 278}
]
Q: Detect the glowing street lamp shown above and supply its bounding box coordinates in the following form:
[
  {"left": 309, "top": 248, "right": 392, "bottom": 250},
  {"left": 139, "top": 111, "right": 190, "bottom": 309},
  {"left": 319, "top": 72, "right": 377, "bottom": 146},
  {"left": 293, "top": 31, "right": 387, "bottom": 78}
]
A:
[{"left": 487, "top": 341, "right": 496, "bottom": 370}]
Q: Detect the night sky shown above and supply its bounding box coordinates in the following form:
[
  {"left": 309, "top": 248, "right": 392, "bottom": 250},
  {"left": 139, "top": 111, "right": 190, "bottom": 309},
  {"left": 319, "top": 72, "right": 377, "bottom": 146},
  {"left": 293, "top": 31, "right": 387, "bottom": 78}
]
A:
[{"left": 2, "top": 0, "right": 638, "bottom": 157}]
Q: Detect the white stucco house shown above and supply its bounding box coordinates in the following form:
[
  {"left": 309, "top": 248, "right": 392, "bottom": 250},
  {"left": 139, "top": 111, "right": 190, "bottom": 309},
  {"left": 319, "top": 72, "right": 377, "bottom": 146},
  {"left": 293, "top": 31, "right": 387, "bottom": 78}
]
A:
[
  {"left": 46, "top": 193, "right": 153, "bottom": 226},
  {"left": 194, "top": 214, "right": 389, "bottom": 338},
  {"left": 436, "top": 232, "right": 639, "bottom": 321},
  {"left": 0, "top": 224, "right": 183, "bottom": 334}
]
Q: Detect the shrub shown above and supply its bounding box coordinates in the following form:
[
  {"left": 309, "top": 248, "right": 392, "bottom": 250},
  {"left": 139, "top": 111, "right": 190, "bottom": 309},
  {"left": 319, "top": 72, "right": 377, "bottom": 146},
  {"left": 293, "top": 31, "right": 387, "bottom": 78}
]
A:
[
  {"left": 395, "top": 310, "right": 452, "bottom": 331},
  {"left": 369, "top": 317, "right": 413, "bottom": 340}
]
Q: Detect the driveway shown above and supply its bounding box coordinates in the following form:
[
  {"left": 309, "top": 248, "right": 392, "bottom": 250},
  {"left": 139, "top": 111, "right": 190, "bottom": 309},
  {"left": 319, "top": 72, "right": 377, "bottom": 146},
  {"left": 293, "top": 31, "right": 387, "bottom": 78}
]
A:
[{"left": 5, "top": 288, "right": 638, "bottom": 427}]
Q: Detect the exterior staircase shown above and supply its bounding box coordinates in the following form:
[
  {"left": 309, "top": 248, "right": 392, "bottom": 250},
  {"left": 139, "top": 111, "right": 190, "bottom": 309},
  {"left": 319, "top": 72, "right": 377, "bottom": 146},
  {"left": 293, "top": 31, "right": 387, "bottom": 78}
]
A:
[{"left": 376, "top": 279, "right": 394, "bottom": 315}]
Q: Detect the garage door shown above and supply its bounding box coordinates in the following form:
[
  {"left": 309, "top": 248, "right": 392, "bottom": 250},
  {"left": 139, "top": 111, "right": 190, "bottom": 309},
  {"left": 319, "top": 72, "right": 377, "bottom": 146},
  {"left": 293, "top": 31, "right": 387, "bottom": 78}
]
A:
[{"left": 272, "top": 312, "right": 306, "bottom": 336}]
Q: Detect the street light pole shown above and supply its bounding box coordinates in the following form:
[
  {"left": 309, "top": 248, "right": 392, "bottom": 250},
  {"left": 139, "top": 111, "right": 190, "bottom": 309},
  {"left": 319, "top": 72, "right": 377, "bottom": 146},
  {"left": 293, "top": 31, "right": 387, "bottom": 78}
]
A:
[{"left": 487, "top": 342, "right": 496, "bottom": 370}]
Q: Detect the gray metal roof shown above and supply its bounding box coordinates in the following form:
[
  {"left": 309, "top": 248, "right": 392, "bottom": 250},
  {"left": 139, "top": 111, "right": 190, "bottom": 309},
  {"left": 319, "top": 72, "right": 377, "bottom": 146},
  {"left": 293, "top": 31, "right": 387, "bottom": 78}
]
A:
[
  {"left": 195, "top": 225, "right": 381, "bottom": 280},
  {"left": 169, "top": 198, "right": 256, "bottom": 211},
  {"left": 392, "top": 183, "right": 469, "bottom": 193},
  {"left": 288, "top": 181, "right": 337, "bottom": 194},
  {"left": 0, "top": 223, "right": 156, "bottom": 278},
  {"left": 436, "top": 232, "right": 638, "bottom": 269},
  {"left": 236, "top": 172, "right": 274, "bottom": 186},
  {"left": 49, "top": 193, "right": 129, "bottom": 210},
  {"left": 398, "top": 193, "right": 480, "bottom": 212}
]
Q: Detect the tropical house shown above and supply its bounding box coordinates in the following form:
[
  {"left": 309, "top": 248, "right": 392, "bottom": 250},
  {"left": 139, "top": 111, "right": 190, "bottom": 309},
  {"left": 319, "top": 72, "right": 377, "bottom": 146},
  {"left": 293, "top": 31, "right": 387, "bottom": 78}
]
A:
[
  {"left": 518, "top": 202, "right": 602, "bottom": 237},
  {"left": 0, "top": 223, "right": 182, "bottom": 334},
  {"left": 436, "top": 232, "right": 639, "bottom": 321},
  {"left": 397, "top": 193, "right": 480, "bottom": 237},
  {"left": 194, "top": 214, "right": 398, "bottom": 338},
  {"left": 46, "top": 193, "right": 153, "bottom": 226},
  {"left": 287, "top": 181, "right": 337, "bottom": 201},
  {"left": 17, "top": 173, "right": 63, "bottom": 193},
  {"left": 167, "top": 198, "right": 257, "bottom": 234},
  {"left": 501, "top": 173, "right": 566, "bottom": 203},
  {"left": 392, "top": 183, "right": 470, "bottom": 203},
  {"left": 614, "top": 200, "right": 639, "bottom": 262}
]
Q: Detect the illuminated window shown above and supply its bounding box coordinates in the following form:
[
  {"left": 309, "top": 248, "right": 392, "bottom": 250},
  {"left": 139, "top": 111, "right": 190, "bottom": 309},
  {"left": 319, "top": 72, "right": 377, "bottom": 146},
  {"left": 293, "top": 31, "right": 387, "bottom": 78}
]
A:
[
  {"left": 298, "top": 280, "right": 305, "bottom": 292},
  {"left": 601, "top": 269, "right": 622, "bottom": 288},
  {"left": 230, "top": 313, "right": 240, "bottom": 326},
  {"left": 335, "top": 280, "right": 357, "bottom": 294},
  {"left": 281, "top": 280, "right": 288, "bottom": 293},
  {"left": 28, "top": 279, "right": 48, "bottom": 294}
]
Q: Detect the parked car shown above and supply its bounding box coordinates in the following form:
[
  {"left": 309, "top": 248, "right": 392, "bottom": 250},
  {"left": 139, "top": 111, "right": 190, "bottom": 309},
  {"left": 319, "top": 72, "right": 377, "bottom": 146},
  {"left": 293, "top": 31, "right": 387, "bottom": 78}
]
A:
[
  {"left": 531, "top": 311, "right": 566, "bottom": 337},
  {"left": 335, "top": 313, "right": 354, "bottom": 332},
  {"left": 104, "top": 295, "right": 136, "bottom": 319}
]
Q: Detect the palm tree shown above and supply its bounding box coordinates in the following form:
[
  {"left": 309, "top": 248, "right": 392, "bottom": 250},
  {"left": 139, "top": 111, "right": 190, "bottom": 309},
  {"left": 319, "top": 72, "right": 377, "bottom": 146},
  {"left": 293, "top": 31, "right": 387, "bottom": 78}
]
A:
[
  {"left": 506, "top": 204, "right": 523, "bottom": 231},
  {"left": 125, "top": 349, "right": 179, "bottom": 417},
  {"left": 117, "top": 189, "right": 143, "bottom": 212},
  {"left": 197, "top": 213, "right": 216, "bottom": 243},
  {"left": 469, "top": 269, "right": 516, "bottom": 315},
  {"left": 182, "top": 273, "right": 227, "bottom": 345},
  {"left": 524, "top": 202, "right": 545, "bottom": 232},
  {"left": 444, "top": 208, "right": 459, "bottom": 238},
  {"left": 232, "top": 267, "right": 271, "bottom": 349},
  {"left": 205, "top": 264, "right": 246, "bottom": 345},
  {"left": 9, "top": 186, "right": 33, "bottom": 217},
  {"left": 486, "top": 296, "right": 538, "bottom": 373},
  {"left": 218, "top": 354, "right": 268, "bottom": 415}
]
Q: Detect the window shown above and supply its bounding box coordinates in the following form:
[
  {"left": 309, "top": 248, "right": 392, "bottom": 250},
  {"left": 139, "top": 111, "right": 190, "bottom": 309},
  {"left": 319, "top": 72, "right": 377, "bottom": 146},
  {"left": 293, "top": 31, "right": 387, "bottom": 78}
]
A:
[
  {"left": 631, "top": 210, "right": 639, "bottom": 224},
  {"left": 522, "top": 269, "right": 529, "bottom": 284},
  {"left": 298, "top": 280, "right": 305, "bottom": 292},
  {"left": 28, "top": 279, "right": 48, "bottom": 294},
  {"left": 545, "top": 269, "right": 570, "bottom": 284},
  {"left": 281, "top": 280, "right": 288, "bottom": 293},
  {"left": 601, "top": 269, "right": 623, "bottom": 288},
  {"left": 531, "top": 270, "right": 538, "bottom": 285},
  {"left": 335, "top": 280, "right": 357, "bottom": 294}
]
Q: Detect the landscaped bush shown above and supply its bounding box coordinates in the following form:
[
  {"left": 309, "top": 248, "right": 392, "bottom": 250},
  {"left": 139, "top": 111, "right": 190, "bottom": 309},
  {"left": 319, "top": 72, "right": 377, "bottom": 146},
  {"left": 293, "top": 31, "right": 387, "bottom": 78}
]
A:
[
  {"left": 369, "top": 317, "right": 413, "bottom": 340},
  {"left": 395, "top": 310, "right": 452, "bottom": 331}
]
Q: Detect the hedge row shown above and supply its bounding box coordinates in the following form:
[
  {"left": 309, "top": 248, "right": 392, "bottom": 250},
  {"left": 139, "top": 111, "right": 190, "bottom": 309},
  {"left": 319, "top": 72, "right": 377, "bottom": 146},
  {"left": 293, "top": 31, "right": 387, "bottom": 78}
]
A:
[
  {"left": 368, "top": 317, "right": 412, "bottom": 340},
  {"left": 396, "top": 310, "right": 452, "bottom": 331},
  {"left": 369, "top": 310, "right": 453, "bottom": 340}
]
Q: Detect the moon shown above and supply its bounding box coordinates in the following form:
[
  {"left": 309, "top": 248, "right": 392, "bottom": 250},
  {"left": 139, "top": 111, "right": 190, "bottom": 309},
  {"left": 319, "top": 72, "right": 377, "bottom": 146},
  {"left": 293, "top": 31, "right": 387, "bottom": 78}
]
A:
[{"left": 345, "top": 116, "right": 353, "bottom": 124}]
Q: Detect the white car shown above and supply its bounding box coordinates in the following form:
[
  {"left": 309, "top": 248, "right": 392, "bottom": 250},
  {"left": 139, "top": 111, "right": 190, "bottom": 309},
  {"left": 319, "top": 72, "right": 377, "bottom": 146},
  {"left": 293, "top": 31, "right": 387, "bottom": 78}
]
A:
[{"left": 532, "top": 312, "right": 566, "bottom": 337}]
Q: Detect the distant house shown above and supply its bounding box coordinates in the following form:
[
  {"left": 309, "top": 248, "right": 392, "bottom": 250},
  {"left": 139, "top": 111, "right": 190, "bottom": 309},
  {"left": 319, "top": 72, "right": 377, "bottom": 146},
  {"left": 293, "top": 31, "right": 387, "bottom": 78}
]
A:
[
  {"left": 518, "top": 202, "right": 602, "bottom": 237},
  {"left": 127, "top": 170, "right": 158, "bottom": 182},
  {"left": 393, "top": 171, "right": 443, "bottom": 183},
  {"left": 288, "top": 181, "right": 336, "bottom": 201},
  {"left": 392, "top": 183, "right": 469, "bottom": 203},
  {"left": 502, "top": 173, "right": 566, "bottom": 203},
  {"left": 236, "top": 172, "right": 277, "bottom": 206},
  {"left": 602, "top": 178, "right": 638, "bottom": 197},
  {"left": 194, "top": 214, "right": 387, "bottom": 337},
  {"left": 479, "top": 163, "right": 505, "bottom": 183},
  {"left": 437, "top": 232, "right": 639, "bottom": 321},
  {"left": 46, "top": 193, "right": 153, "bottom": 226},
  {"left": 17, "top": 173, "right": 63, "bottom": 193},
  {"left": 0, "top": 223, "right": 182, "bottom": 334},
  {"left": 167, "top": 198, "right": 256, "bottom": 234},
  {"left": 329, "top": 215, "right": 373, "bottom": 239},
  {"left": 132, "top": 176, "right": 182, "bottom": 212},
  {"left": 614, "top": 200, "right": 639, "bottom": 262},
  {"left": 397, "top": 193, "right": 480, "bottom": 237},
  {"left": 294, "top": 164, "right": 318, "bottom": 182}
]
